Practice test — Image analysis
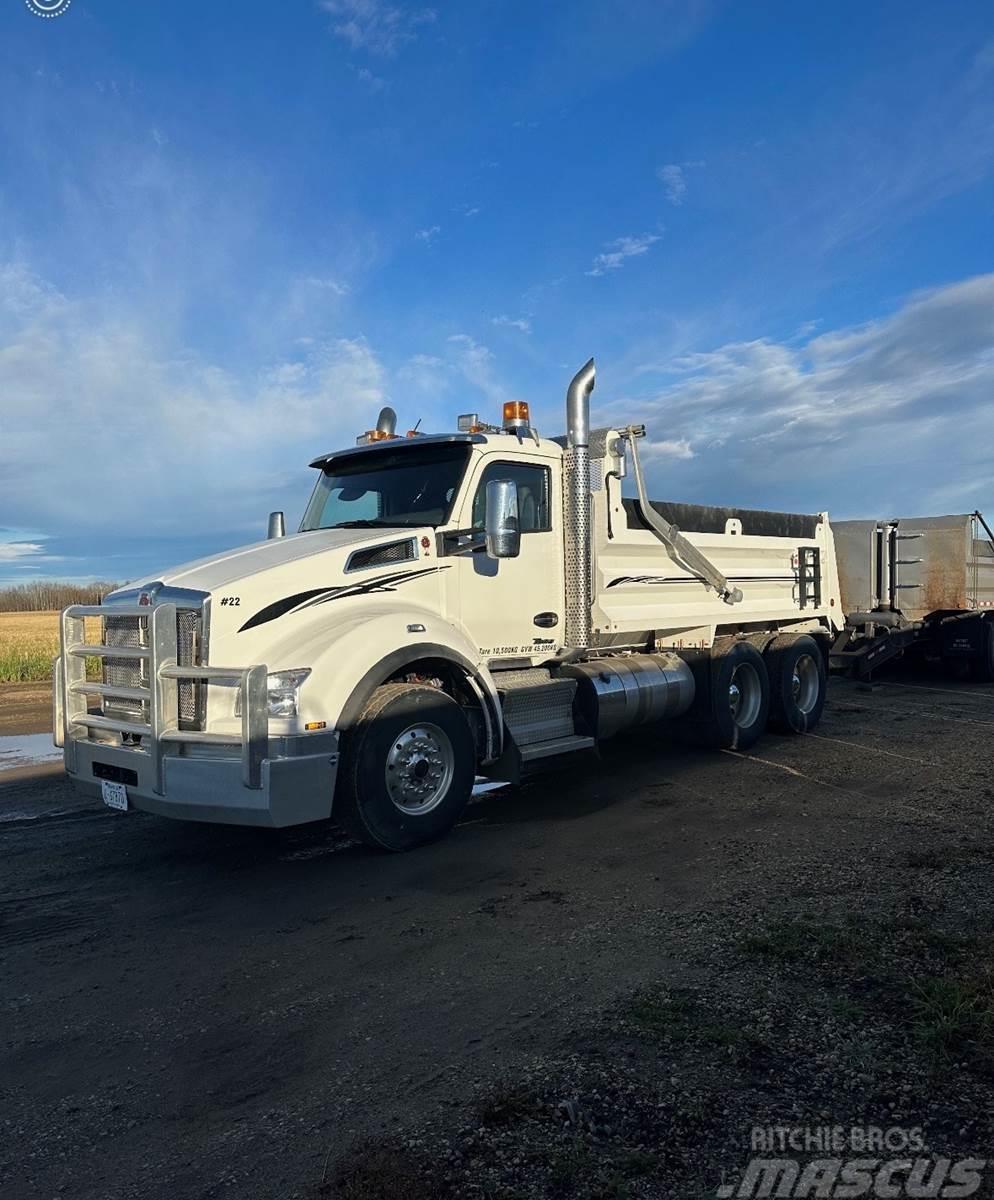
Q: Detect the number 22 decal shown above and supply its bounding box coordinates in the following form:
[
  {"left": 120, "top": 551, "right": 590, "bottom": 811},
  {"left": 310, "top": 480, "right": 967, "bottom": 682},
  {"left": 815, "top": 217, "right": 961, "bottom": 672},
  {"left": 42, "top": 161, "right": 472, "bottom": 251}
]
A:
[{"left": 220, "top": 596, "right": 241, "bottom": 607}]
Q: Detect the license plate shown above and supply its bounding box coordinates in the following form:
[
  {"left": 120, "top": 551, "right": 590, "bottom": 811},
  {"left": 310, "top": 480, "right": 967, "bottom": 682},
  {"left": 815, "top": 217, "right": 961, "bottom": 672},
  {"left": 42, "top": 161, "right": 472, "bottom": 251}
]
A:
[{"left": 101, "top": 780, "right": 129, "bottom": 811}]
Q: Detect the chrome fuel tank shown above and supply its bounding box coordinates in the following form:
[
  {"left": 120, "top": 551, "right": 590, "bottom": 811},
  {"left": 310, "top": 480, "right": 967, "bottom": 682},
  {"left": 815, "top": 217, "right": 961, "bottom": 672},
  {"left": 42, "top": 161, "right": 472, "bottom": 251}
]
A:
[{"left": 562, "top": 652, "right": 695, "bottom": 740}]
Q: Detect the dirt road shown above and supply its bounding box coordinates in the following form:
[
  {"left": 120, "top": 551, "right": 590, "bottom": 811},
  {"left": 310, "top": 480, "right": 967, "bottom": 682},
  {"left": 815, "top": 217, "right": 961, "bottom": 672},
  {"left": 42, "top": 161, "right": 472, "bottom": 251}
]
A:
[
  {"left": 0, "top": 680, "right": 52, "bottom": 735},
  {"left": 3, "top": 674, "right": 994, "bottom": 1199}
]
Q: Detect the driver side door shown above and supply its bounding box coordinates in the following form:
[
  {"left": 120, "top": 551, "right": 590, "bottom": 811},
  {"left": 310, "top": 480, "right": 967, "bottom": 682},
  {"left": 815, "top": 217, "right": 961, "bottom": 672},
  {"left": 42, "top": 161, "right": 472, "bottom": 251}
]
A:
[{"left": 450, "top": 457, "right": 564, "bottom": 665}]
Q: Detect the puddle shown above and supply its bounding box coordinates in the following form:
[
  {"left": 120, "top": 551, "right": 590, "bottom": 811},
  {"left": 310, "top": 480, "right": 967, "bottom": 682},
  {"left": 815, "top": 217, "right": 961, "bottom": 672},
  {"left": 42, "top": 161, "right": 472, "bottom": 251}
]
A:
[{"left": 0, "top": 733, "right": 63, "bottom": 773}]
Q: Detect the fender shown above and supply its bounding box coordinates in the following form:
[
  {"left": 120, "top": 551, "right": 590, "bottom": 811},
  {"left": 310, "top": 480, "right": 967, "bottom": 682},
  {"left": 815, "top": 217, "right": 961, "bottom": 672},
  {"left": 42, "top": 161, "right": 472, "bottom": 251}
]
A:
[{"left": 277, "top": 604, "right": 503, "bottom": 761}]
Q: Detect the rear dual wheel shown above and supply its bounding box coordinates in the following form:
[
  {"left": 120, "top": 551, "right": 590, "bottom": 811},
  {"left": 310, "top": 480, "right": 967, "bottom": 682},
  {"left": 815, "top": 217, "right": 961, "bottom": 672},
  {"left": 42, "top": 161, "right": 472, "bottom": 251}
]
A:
[
  {"left": 766, "top": 634, "right": 827, "bottom": 733},
  {"left": 683, "top": 634, "right": 827, "bottom": 749},
  {"left": 685, "top": 641, "right": 770, "bottom": 750}
]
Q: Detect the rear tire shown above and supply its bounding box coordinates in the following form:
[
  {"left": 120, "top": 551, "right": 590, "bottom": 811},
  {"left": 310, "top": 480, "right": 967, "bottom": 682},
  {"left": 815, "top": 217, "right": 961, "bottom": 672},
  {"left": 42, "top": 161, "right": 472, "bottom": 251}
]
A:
[
  {"left": 337, "top": 682, "right": 475, "bottom": 852},
  {"left": 683, "top": 641, "right": 770, "bottom": 750},
  {"left": 766, "top": 634, "right": 827, "bottom": 733}
]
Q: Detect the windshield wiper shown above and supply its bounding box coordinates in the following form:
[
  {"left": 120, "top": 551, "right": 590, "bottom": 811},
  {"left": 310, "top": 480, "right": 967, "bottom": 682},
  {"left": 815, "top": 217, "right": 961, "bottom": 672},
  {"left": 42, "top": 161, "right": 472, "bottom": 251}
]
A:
[{"left": 326, "top": 519, "right": 406, "bottom": 529}]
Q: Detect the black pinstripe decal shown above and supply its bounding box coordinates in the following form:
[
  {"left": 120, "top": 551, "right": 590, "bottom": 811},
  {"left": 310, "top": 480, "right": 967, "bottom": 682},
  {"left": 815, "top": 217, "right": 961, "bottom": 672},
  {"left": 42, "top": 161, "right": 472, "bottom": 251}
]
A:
[{"left": 238, "top": 566, "right": 450, "bottom": 632}]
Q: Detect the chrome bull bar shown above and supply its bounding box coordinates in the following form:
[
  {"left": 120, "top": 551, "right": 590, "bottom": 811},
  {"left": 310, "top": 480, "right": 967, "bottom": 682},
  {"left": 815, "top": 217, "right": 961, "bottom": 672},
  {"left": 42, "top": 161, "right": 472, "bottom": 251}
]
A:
[{"left": 55, "top": 603, "right": 268, "bottom": 790}]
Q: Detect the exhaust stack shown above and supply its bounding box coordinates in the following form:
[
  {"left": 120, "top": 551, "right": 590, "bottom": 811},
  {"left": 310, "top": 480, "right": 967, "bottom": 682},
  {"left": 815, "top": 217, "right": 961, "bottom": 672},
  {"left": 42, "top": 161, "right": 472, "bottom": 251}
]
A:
[{"left": 564, "top": 358, "right": 596, "bottom": 649}]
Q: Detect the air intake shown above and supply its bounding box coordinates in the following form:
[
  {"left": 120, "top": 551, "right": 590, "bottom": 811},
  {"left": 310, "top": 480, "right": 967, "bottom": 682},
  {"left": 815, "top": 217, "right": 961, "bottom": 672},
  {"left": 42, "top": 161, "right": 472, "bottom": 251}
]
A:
[{"left": 346, "top": 539, "right": 416, "bottom": 572}]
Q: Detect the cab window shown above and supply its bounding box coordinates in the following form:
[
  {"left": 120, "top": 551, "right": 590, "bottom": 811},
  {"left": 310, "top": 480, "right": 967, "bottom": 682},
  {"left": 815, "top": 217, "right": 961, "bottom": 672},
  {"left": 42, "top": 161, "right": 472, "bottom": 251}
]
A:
[{"left": 471, "top": 462, "right": 551, "bottom": 533}]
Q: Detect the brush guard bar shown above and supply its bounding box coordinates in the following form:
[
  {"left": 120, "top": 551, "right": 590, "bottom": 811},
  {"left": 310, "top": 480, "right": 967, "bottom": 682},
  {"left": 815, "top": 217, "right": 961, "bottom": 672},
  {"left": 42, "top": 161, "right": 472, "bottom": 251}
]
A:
[{"left": 55, "top": 603, "right": 268, "bottom": 790}]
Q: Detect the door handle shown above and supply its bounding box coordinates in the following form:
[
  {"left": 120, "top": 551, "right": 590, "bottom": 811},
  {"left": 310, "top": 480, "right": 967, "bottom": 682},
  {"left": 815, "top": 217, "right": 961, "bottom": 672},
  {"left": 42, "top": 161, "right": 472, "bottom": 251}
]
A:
[{"left": 533, "top": 612, "right": 559, "bottom": 628}]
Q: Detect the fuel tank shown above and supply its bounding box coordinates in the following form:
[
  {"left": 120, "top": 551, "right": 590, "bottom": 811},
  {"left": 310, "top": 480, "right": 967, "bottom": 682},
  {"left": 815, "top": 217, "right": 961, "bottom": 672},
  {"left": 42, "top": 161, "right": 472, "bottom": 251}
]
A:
[{"left": 561, "top": 652, "right": 695, "bottom": 740}]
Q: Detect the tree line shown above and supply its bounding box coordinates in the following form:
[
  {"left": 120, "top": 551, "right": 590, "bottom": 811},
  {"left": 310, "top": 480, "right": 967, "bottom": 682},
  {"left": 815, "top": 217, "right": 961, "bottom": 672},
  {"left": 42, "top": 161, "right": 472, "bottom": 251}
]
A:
[{"left": 0, "top": 582, "right": 121, "bottom": 613}]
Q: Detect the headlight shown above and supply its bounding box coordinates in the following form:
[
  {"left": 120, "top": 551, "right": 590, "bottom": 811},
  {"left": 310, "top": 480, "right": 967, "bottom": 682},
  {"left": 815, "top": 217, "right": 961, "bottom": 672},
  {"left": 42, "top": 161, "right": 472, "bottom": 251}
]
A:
[
  {"left": 265, "top": 668, "right": 311, "bottom": 718},
  {"left": 234, "top": 668, "right": 312, "bottom": 718},
  {"left": 232, "top": 672, "right": 309, "bottom": 715}
]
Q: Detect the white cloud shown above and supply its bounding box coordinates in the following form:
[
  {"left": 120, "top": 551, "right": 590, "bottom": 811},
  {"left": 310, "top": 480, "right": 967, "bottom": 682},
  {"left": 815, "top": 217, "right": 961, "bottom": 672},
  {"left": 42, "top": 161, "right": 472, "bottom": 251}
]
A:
[
  {"left": 354, "top": 66, "right": 387, "bottom": 92},
  {"left": 0, "top": 263, "right": 386, "bottom": 539},
  {"left": 397, "top": 353, "right": 448, "bottom": 394},
  {"left": 657, "top": 164, "right": 687, "bottom": 205},
  {"left": 415, "top": 224, "right": 440, "bottom": 245},
  {"left": 491, "top": 315, "right": 531, "bottom": 334},
  {"left": 319, "top": 0, "right": 437, "bottom": 57},
  {"left": 609, "top": 274, "right": 994, "bottom": 516},
  {"left": 298, "top": 275, "right": 350, "bottom": 296},
  {"left": 0, "top": 541, "right": 45, "bottom": 561},
  {"left": 642, "top": 439, "right": 695, "bottom": 461},
  {"left": 656, "top": 160, "right": 705, "bottom": 205},
  {"left": 586, "top": 233, "right": 660, "bottom": 277},
  {"left": 446, "top": 334, "right": 506, "bottom": 403}
]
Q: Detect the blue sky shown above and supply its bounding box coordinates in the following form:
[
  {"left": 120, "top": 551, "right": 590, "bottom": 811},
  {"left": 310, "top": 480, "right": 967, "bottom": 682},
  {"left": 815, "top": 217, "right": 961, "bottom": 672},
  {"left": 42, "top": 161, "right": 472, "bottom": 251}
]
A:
[{"left": 2, "top": 0, "right": 994, "bottom": 585}]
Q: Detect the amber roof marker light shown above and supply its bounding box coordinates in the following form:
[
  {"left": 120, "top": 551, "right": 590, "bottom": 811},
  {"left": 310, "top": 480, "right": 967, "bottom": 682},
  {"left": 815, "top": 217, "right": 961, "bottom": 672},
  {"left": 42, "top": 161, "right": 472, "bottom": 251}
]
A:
[{"left": 502, "top": 400, "right": 530, "bottom": 431}]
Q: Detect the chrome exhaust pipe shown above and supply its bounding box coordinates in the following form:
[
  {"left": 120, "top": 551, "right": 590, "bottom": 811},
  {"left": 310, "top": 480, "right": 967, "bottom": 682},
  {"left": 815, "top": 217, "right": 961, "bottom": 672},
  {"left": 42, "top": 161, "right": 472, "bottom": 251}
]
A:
[
  {"left": 564, "top": 358, "right": 596, "bottom": 649},
  {"left": 267, "top": 511, "right": 286, "bottom": 539}
]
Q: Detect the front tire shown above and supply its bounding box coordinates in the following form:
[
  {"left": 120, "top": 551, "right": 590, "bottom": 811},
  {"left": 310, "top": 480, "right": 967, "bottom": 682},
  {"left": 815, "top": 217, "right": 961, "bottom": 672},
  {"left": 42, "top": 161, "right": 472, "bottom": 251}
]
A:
[
  {"left": 766, "top": 634, "right": 827, "bottom": 733},
  {"left": 337, "top": 682, "right": 475, "bottom": 851}
]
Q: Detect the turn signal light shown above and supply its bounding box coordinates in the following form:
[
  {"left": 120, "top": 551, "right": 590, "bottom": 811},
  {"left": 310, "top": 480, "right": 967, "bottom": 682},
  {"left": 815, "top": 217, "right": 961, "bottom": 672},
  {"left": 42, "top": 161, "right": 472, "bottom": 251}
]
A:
[{"left": 502, "top": 400, "right": 530, "bottom": 430}]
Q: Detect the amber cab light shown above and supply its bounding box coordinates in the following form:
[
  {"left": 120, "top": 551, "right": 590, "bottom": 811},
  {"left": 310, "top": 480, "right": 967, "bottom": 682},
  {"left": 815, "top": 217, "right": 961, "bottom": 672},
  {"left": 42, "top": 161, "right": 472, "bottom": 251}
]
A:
[{"left": 502, "top": 400, "right": 530, "bottom": 430}]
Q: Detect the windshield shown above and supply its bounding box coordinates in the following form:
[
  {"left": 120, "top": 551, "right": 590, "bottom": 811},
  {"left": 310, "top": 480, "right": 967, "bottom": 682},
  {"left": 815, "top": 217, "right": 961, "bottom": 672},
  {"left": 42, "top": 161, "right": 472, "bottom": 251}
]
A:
[{"left": 301, "top": 443, "right": 472, "bottom": 531}]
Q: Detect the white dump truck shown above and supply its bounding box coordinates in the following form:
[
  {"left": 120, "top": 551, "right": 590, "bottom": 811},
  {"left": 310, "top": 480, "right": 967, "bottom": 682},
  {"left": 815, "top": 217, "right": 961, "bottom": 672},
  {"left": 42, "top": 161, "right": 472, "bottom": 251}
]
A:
[{"left": 55, "top": 359, "right": 845, "bottom": 849}]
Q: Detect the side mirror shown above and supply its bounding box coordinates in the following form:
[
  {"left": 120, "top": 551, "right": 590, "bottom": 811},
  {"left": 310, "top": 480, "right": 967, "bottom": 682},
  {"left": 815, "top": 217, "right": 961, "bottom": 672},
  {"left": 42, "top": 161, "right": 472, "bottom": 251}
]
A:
[
  {"left": 484, "top": 479, "right": 520, "bottom": 559},
  {"left": 267, "top": 511, "right": 286, "bottom": 539}
]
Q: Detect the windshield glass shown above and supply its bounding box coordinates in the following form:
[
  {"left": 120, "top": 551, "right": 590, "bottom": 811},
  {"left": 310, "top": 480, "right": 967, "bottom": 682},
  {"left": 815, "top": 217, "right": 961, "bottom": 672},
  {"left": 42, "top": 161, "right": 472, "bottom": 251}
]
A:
[{"left": 301, "top": 442, "right": 472, "bottom": 531}]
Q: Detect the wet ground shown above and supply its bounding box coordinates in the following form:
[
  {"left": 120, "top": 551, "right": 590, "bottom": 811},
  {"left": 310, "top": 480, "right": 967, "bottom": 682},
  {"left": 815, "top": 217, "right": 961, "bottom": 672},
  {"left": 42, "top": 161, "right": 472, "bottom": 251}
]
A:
[
  {"left": 0, "top": 731, "right": 62, "bottom": 773},
  {"left": 2, "top": 671, "right": 993, "bottom": 1198}
]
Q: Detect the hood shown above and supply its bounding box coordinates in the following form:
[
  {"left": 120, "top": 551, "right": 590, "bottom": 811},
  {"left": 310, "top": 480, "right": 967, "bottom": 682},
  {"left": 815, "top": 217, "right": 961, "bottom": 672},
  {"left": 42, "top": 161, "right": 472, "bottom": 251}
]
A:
[
  {"left": 116, "top": 528, "right": 409, "bottom": 595},
  {"left": 105, "top": 525, "right": 452, "bottom": 676}
]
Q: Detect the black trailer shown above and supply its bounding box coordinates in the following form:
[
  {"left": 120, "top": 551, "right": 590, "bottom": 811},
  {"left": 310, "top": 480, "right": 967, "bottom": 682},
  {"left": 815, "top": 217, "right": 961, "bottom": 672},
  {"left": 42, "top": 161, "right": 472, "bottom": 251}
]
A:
[{"left": 830, "top": 511, "right": 994, "bottom": 681}]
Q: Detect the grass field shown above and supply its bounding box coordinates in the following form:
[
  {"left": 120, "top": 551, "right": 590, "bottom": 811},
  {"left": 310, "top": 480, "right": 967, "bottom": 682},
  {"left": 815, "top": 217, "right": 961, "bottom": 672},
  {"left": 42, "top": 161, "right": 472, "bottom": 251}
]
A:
[{"left": 0, "top": 611, "right": 102, "bottom": 683}]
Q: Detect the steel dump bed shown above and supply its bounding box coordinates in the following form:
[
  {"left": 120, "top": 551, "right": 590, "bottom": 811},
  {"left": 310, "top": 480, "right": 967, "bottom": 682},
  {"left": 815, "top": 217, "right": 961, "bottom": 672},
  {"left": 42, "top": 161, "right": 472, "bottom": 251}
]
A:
[{"left": 834, "top": 512, "right": 994, "bottom": 622}]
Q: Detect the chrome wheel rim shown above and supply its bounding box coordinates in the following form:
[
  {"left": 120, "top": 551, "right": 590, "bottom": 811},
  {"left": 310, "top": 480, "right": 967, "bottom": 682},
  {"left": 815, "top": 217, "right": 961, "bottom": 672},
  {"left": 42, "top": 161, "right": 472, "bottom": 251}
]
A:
[
  {"left": 385, "top": 723, "right": 454, "bottom": 815},
  {"left": 791, "top": 654, "right": 820, "bottom": 714},
  {"left": 728, "top": 663, "right": 762, "bottom": 729}
]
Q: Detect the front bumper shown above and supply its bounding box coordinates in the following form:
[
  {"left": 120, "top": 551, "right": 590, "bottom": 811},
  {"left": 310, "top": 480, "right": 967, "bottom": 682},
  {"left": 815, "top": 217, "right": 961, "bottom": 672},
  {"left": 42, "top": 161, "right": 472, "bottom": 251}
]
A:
[
  {"left": 66, "top": 734, "right": 340, "bottom": 828},
  {"left": 55, "top": 602, "right": 339, "bottom": 828}
]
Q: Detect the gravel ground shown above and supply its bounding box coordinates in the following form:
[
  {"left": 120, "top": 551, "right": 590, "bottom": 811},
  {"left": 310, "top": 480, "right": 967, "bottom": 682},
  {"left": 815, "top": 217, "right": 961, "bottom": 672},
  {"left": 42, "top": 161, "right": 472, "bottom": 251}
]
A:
[{"left": 3, "top": 670, "right": 994, "bottom": 1199}]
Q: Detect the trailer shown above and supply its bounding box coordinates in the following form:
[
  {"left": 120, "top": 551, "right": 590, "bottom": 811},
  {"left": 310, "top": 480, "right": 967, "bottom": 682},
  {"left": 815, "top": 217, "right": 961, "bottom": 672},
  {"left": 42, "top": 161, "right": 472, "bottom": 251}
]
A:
[
  {"left": 830, "top": 513, "right": 994, "bottom": 681},
  {"left": 55, "top": 358, "right": 848, "bottom": 850}
]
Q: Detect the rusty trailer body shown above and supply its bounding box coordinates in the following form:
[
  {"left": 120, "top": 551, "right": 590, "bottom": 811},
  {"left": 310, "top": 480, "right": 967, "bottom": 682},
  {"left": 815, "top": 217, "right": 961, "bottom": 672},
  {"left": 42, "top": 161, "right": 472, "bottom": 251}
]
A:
[{"left": 830, "top": 511, "right": 994, "bottom": 680}]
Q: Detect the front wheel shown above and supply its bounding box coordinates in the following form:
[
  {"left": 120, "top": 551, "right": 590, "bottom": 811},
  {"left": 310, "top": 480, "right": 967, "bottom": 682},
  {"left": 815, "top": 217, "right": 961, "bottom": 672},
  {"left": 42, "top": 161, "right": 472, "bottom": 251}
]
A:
[
  {"left": 337, "top": 682, "right": 476, "bottom": 851},
  {"left": 766, "top": 634, "right": 827, "bottom": 733}
]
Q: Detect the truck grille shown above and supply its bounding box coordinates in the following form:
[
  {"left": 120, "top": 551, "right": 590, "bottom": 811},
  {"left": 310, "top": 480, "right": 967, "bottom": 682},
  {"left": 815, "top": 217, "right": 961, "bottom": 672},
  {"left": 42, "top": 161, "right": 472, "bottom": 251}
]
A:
[{"left": 103, "top": 608, "right": 205, "bottom": 728}]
